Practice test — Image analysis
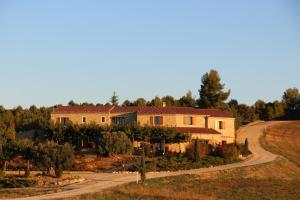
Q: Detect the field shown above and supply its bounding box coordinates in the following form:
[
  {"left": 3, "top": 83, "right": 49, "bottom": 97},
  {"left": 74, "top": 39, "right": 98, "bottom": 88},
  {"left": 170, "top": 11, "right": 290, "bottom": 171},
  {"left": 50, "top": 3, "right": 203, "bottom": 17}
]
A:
[
  {"left": 55, "top": 158, "right": 300, "bottom": 200},
  {"left": 55, "top": 121, "right": 300, "bottom": 200},
  {"left": 262, "top": 121, "right": 300, "bottom": 166}
]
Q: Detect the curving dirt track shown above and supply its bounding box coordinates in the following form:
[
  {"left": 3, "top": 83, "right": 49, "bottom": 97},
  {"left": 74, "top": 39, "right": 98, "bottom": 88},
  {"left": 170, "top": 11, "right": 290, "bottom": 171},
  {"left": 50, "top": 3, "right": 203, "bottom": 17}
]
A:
[{"left": 7, "top": 121, "right": 281, "bottom": 200}]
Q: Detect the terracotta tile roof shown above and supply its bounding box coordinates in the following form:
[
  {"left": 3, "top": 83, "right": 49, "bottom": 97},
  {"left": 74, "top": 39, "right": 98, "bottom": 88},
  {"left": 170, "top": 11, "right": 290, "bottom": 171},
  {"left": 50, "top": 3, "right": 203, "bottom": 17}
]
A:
[
  {"left": 52, "top": 105, "right": 233, "bottom": 118},
  {"left": 112, "top": 106, "right": 232, "bottom": 117},
  {"left": 52, "top": 105, "right": 113, "bottom": 114},
  {"left": 175, "top": 127, "right": 221, "bottom": 134}
]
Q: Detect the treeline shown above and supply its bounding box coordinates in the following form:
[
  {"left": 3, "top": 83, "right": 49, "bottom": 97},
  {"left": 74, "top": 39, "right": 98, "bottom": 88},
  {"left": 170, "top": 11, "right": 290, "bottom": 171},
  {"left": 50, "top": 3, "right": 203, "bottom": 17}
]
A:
[
  {"left": 0, "top": 106, "right": 51, "bottom": 142},
  {"left": 228, "top": 87, "right": 300, "bottom": 128},
  {"left": 67, "top": 90, "right": 196, "bottom": 107},
  {"left": 0, "top": 69, "right": 299, "bottom": 140}
]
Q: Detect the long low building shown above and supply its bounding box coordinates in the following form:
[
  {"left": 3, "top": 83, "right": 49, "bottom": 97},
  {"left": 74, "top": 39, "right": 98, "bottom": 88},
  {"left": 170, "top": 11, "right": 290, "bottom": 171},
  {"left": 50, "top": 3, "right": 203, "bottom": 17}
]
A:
[{"left": 51, "top": 105, "right": 235, "bottom": 144}]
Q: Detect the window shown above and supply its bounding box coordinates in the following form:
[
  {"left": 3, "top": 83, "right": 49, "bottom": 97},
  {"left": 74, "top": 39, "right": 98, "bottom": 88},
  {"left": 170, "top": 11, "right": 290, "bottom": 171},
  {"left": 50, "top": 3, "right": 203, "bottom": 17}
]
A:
[
  {"left": 61, "top": 117, "right": 69, "bottom": 125},
  {"left": 101, "top": 116, "right": 106, "bottom": 123},
  {"left": 112, "top": 117, "right": 125, "bottom": 125},
  {"left": 205, "top": 116, "right": 209, "bottom": 128},
  {"left": 217, "top": 121, "right": 225, "bottom": 129},
  {"left": 154, "top": 116, "right": 163, "bottom": 125},
  {"left": 187, "top": 116, "right": 193, "bottom": 125},
  {"left": 56, "top": 117, "right": 61, "bottom": 124},
  {"left": 183, "top": 116, "right": 193, "bottom": 125},
  {"left": 82, "top": 117, "right": 87, "bottom": 123},
  {"left": 56, "top": 117, "right": 69, "bottom": 125}
]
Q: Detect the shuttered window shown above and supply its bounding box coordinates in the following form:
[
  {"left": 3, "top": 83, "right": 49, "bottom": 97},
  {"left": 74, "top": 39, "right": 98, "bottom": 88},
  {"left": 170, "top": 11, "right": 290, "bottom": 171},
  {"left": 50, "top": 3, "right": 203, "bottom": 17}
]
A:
[
  {"left": 150, "top": 116, "right": 154, "bottom": 125},
  {"left": 154, "top": 116, "right": 163, "bottom": 125},
  {"left": 217, "top": 121, "right": 225, "bottom": 129},
  {"left": 183, "top": 116, "right": 193, "bottom": 125}
]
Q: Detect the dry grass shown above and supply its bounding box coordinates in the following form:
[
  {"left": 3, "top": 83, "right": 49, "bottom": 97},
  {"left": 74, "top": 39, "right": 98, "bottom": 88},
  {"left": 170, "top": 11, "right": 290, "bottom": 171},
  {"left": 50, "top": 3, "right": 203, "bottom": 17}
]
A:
[
  {"left": 54, "top": 158, "right": 300, "bottom": 200},
  {"left": 7, "top": 121, "right": 300, "bottom": 200},
  {"left": 0, "top": 173, "right": 81, "bottom": 199},
  {"left": 0, "top": 187, "right": 69, "bottom": 199},
  {"left": 263, "top": 121, "right": 300, "bottom": 166}
]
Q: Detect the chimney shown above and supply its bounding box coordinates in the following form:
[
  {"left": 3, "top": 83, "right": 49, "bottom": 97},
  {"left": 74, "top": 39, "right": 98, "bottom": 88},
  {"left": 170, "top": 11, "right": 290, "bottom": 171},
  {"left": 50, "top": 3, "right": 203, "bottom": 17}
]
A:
[{"left": 162, "top": 102, "right": 167, "bottom": 107}]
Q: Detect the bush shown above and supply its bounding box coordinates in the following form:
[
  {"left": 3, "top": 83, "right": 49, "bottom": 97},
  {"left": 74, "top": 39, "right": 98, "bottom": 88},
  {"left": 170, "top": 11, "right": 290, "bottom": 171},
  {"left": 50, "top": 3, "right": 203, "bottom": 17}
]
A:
[
  {"left": 185, "top": 141, "right": 211, "bottom": 161},
  {"left": 0, "top": 179, "right": 37, "bottom": 188},
  {"left": 221, "top": 144, "right": 241, "bottom": 160},
  {"left": 97, "top": 132, "right": 132, "bottom": 157}
]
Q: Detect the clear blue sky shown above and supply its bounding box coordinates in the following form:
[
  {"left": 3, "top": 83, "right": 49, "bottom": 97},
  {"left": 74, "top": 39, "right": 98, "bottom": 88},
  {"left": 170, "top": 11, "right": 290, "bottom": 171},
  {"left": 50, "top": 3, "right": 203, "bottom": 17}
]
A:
[{"left": 0, "top": 0, "right": 299, "bottom": 108}]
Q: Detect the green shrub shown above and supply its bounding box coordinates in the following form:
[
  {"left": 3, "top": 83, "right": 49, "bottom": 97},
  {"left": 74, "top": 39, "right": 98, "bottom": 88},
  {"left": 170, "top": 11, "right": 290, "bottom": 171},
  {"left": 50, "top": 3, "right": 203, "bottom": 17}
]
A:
[
  {"left": 97, "top": 132, "right": 132, "bottom": 157},
  {"left": 0, "top": 179, "right": 37, "bottom": 188}
]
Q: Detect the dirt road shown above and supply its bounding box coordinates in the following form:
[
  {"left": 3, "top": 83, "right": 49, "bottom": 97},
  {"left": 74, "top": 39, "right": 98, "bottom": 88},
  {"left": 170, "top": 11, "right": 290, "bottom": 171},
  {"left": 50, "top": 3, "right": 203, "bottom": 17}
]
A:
[{"left": 7, "top": 121, "right": 280, "bottom": 200}]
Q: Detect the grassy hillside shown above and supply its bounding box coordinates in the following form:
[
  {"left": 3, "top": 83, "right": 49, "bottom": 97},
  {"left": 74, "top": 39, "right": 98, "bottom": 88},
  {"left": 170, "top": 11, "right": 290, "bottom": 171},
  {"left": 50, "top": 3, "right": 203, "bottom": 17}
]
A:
[
  {"left": 262, "top": 121, "right": 300, "bottom": 166},
  {"left": 55, "top": 158, "right": 300, "bottom": 200}
]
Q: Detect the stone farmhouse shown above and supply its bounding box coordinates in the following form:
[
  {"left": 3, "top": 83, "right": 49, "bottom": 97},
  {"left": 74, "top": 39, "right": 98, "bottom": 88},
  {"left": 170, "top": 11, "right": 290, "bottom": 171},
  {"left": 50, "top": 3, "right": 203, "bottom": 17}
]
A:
[{"left": 51, "top": 105, "right": 235, "bottom": 145}]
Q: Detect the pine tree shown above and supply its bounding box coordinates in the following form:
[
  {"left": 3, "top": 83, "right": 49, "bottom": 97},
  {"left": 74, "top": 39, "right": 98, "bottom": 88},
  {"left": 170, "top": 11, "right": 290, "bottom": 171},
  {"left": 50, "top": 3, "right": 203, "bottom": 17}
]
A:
[
  {"left": 178, "top": 91, "right": 196, "bottom": 107},
  {"left": 197, "top": 69, "right": 230, "bottom": 109},
  {"left": 110, "top": 91, "right": 119, "bottom": 106}
]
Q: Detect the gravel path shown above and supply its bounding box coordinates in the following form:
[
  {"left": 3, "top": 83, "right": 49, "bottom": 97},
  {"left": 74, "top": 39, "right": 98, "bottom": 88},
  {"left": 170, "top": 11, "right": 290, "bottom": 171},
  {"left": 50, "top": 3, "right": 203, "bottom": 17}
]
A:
[{"left": 7, "top": 121, "right": 280, "bottom": 200}]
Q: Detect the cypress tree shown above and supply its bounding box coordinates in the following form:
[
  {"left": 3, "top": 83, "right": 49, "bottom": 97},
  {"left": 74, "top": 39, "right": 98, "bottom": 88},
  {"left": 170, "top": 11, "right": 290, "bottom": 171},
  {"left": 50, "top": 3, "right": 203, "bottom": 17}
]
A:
[{"left": 194, "top": 139, "right": 200, "bottom": 162}]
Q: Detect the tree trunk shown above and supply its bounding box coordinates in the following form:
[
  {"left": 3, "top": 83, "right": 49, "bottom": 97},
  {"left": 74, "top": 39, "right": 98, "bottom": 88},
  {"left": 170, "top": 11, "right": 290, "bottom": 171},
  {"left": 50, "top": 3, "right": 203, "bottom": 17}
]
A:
[
  {"left": 3, "top": 161, "right": 7, "bottom": 171},
  {"left": 27, "top": 160, "right": 30, "bottom": 171}
]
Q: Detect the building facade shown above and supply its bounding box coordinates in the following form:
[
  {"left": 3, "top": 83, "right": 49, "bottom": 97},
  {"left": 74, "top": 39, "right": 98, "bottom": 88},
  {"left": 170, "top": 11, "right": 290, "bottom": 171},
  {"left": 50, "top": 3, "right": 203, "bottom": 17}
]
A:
[{"left": 51, "top": 105, "right": 235, "bottom": 144}]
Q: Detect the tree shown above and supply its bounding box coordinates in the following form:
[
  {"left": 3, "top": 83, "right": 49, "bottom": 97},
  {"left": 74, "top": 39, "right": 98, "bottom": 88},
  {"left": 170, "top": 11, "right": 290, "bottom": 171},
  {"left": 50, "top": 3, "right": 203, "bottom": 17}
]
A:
[
  {"left": 237, "top": 104, "right": 256, "bottom": 124},
  {"left": 272, "top": 100, "right": 285, "bottom": 119},
  {"left": 17, "top": 140, "right": 34, "bottom": 177},
  {"left": 194, "top": 139, "right": 200, "bottom": 162},
  {"left": 0, "top": 142, "right": 18, "bottom": 172},
  {"left": 33, "top": 141, "right": 74, "bottom": 177},
  {"left": 241, "top": 138, "right": 250, "bottom": 156},
  {"left": 255, "top": 100, "right": 267, "bottom": 120},
  {"left": 139, "top": 148, "right": 146, "bottom": 184},
  {"left": 134, "top": 98, "right": 147, "bottom": 106},
  {"left": 197, "top": 69, "right": 230, "bottom": 109},
  {"left": 68, "top": 100, "right": 77, "bottom": 106},
  {"left": 110, "top": 91, "right": 119, "bottom": 106},
  {"left": 122, "top": 100, "right": 134, "bottom": 106},
  {"left": 178, "top": 91, "right": 196, "bottom": 107},
  {"left": 282, "top": 88, "right": 300, "bottom": 119},
  {"left": 228, "top": 99, "right": 238, "bottom": 108},
  {"left": 149, "top": 96, "right": 163, "bottom": 107},
  {"left": 161, "top": 95, "right": 176, "bottom": 106},
  {"left": 6, "top": 123, "right": 16, "bottom": 141}
]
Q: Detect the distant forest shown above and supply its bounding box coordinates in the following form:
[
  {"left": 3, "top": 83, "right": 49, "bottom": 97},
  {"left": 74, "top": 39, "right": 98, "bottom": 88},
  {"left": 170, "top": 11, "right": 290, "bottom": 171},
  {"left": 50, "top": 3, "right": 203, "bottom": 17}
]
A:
[{"left": 0, "top": 69, "right": 299, "bottom": 141}]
